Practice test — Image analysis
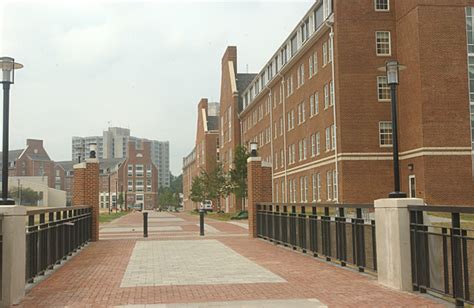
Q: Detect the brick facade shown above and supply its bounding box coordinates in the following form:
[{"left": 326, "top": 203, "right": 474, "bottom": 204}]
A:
[
  {"left": 72, "top": 159, "right": 100, "bottom": 241},
  {"left": 182, "top": 99, "right": 220, "bottom": 211},
  {"left": 247, "top": 157, "right": 272, "bottom": 238}
]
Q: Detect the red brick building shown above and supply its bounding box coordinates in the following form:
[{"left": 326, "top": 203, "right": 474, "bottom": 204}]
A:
[
  {"left": 182, "top": 99, "right": 220, "bottom": 211},
  {"left": 1, "top": 139, "right": 56, "bottom": 188},
  {"left": 236, "top": 0, "right": 473, "bottom": 205},
  {"left": 218, "top": 47, "right": 256, "bottom": 212}
]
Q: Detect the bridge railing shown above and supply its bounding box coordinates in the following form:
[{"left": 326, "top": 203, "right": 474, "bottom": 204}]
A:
[
  {"left": 256, "top": 202, "right": 376, "bottom": 273},
  {"left": 25, "top": 206, "right": 92, "bottom": 284}
]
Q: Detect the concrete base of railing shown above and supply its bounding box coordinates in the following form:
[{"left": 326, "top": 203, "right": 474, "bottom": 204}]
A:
[
  {"left": 0, "top": 205, "right": 26, "bottom": 307},
  {"left": 374, "top": 198, "right": 424, "bottom": 291}
]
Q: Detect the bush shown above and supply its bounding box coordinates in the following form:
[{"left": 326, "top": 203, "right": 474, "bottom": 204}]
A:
[{"left": 231, "top": 210, "right": 248, "bottom": 220}]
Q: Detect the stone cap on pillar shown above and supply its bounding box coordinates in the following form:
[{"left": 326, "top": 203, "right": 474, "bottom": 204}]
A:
[
  {"left": 374, "top": 198, "right": 424, "bottom": 209},
  {"left": 73, "top": 162, "right": 87, "bottom": 169},
  {"left": 247, "top": 157, "right": 262, "bottom": 163},
  {"left": 85, "top": 158, "right": 99, "bottom": 164},
  {"left": 0, "top": 205, "right": 27, "bottom": 217}
]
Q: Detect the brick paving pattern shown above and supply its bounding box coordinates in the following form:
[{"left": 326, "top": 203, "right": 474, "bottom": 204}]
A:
[{"left": 17, "top": 212, "right": 445, "bottom": 307}]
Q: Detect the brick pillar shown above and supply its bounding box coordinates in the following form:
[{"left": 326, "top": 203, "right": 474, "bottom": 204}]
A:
[
  {"left": 247, "top": 157, "right": 272, "bottom": 238},
  {"left": 72, "top": 159, "right": 100, "bottom": 241}
]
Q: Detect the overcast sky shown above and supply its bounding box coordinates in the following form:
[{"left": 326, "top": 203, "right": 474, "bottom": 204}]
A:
[{"left": 1, "top": 0, "right": 313, "bottom": 175}]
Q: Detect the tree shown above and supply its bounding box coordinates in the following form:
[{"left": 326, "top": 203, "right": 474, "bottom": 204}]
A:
[
  {"left": 8, "top": 187, "right": 41, "bottom": 206},
  {"left": 229, "top": 145, "right": 250, "bottom": 200},
  {"left": 117, "top": 192, "right": 124, "bottom": 209},
  {"left": 158, "top": 187, "right": 179, "bottom": 209},
  {"left": 201, "top": 164, "right": 232, "bottom": 211},
  {"left": 190, "top": 175, "right": 206, "bottom": 206}
]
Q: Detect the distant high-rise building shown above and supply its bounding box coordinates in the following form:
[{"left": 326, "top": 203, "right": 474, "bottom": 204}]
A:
[{"left": 71, "top": 127, "right": 171, "bottom": 187}]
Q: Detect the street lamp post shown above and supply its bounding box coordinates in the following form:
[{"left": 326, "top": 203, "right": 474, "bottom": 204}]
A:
[
  {"left": 379, "top": 60, "right": 407, "bottom": 198},
  {"left": 0, "top": 57, "right": 23, "bottom": 205}
]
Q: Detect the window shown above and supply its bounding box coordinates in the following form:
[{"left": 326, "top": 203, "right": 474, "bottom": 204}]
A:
[
  {"left": 128, "top": 164, "right": 133, "bottom": 177},
  {"left": 309, "top": 56, "right": 313, "bottom": 77},
  {"left": 323, "top": 42, "right": 328, "bottom": 66},
  {"left": 312, "top": 174, "right": 318, "bottom": 201},
  {"left": 317, "top": 173, "right": 322, "bottom": 201},
  {"left": 315, "top": 92, "right": 319, "bottom": 114},
  {"left": 325, "top": 127, "right": 331, "bottom": 151},
  {"left": 281, "top": 180, "right": 285, "bottom": 202},
  {"left": 331, "top": 124, "right": 336, "bottom": 150},
  {"left": 298, "top": 140, "right": 303, "bottom": 161},
  {"left": 298, "top": 63, "right": 305, "bottom": 87},
  {"left": 280, "top": 149, "right": 284, "bottom": 168},
  {"left": 326, "top": 171, "right": 333, "bottom": 200},
  {"left": 376, "top": 31, "right": 391, "bottom": 56},
  {"left": 291, "top": 34, "right": 298, "bottom": 57},
  {"left": 311, "top": 134, "right": 316, "bottom": 157},
  {"left": 300, "top": 176, "right": 308, "bottom": 202},
  {"left": 289, "top": 180, "right": 293, "bottom": 203},
  {"left": 279, "top": 117, "right": 283, "bottom": 136},
  {"left": 127, "top": 180, "right": 133, "bottom": 192},
  {"left": 377, "top": 76, "right": 391, "bottom": 101},
  {"left": 313, "top": 52, "right": 318, "bottom": 75},
  {"left": 409, "top": 175, "right": 416, "bottom": 198},
  {"left": 136, "top": 179, "right": 144, "bottom": 192},
  {"left": 329, "top": 80, "right": 334, "bottom": 106},
  {"left": 375, "top": 0, "right": 389, "bottom": 11},
  {"left": 314, "top": 4, "right": 324, "bottom": 30},
  {"left": 293, "top": 179, "right": 297, "bottom": 203},
  {"left": 310, "top": 94, "right": 315, "bottom": 117},
  {"left": 333, "top": 170, "right": 338, "bottom": 201},
  {"left": 297, "top": 102, "right": 305, "bottom": 124},
  {"left": 281, "top": 47, "right": 287, "bottom": 66},
  {"left": 324, "top": 84, "right": 329, "bottom": 109},
  {"left": 301, "top": 18, "right": 309, "bottom": 43},
  {"left": 316, "top": 132, "right": 321, "bottom": 155},
  {"left": 379, "top": 121, "right": 393, "bottom": 146},
  {"left": 303, "top": 138, "right": 307, "bottom": 160}
]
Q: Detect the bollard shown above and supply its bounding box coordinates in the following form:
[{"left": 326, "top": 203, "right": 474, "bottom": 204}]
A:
[
  {"left": 199, "top": 208, "right": 205, "bottom": 236},
  {"left": 143, "top": 211, "right": 148, "bottom": 238}
]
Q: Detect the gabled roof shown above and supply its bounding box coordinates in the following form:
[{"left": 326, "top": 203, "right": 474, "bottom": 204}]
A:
[
  {"left": 0, "top": 149, "right": 25, "bottom": 162},
  {"left": 55, "top": 160, "right": 75, "bottom": 172},
  {"left": 236, "top": 73, "right": 257, "bottom": 112},
  {"left": 26, "top": 152, "right": 51, "bottom": 162}
]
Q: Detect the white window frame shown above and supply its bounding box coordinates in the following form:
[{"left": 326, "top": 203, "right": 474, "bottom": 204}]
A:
[
  {"left": 374, "top": 0, "right": 390, "bottom": 11},
  {"left": 376, "top": 31, "right": 391, "bottom": 56},
  {"left": 325, "top": 127, "right": 331, "bottom": 151},
  {"left": 379, "top": 121, "right": 393, "bottom": 147},
  {"left": 326, "top": 171, "right": 332, "bottom": 201},
  {"left": 377, "top": 76, "right": 391, "bottom": 102},
  {"left": 323, "top": 42, "right": 328, "bottom": 66}
]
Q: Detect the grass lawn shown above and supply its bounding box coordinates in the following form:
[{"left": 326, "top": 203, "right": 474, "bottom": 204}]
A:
[
  {"left": 99, "top": 211, "right": 129, "bottom": 224},
  {"left": 428, "top": 211, "right": 474, "bottom": 222},
  {"left": 188, "top": 211, "right": 238, "bottom": 221}
]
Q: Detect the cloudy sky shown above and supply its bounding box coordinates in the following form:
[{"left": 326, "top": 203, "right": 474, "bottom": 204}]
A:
[{"left": 1, "top": 0, "right": 313, "bottom": 175}]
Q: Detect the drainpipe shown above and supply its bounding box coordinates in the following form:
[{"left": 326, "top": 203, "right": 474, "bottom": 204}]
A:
[
  {"left": 265, "top": 87, "right": 275, "bottom": 202},
  {"left": 326, "top": 20, "right": 339, "bottom": 202}
]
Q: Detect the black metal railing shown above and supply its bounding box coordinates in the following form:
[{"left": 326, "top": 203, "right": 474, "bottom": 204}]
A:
[
  {"left": 409, "top": 205, "right": 474, "bottom": 307},
  {"left": 256, "top": 202, "right": 377, "bottom": 273},
  {"left": 25, "top": 206, "right": 92, "bottom": 284}
]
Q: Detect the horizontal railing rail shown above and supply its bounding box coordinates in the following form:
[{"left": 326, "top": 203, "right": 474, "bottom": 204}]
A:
[
  {"left": 408, "top": 204, "right": 474, "bottom": 307},
  {"left": 25, "top": 206, "right": 92, "bottom": 284},
  {"left": 256, "top": 202, "right": 376, "bottom": 273}
]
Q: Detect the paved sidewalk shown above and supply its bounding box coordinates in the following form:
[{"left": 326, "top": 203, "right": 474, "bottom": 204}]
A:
[{"left": 17, "top": 211, "right": 445, "bottom": 307}]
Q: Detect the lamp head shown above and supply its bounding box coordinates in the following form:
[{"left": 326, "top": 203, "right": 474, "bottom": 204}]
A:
[{"left": 0, "top": 57, "right": 23, "bottom": 84}]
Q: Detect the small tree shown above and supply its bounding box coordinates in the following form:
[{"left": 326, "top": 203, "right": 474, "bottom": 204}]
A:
[
  {"left": 117, "top": 192, "right": 124, "bottom": 210},
  {"left": 201, "top": 164, "right": 231, "bottom": 211},
  {"left": 190, "top": 175, "right": 206, "bottom": 208},
  {"left": 8, "top": 187, "right": 41, "bottom": 206},
  {"left": 229, "top": 145, "right": 250, "bottom": 200}
]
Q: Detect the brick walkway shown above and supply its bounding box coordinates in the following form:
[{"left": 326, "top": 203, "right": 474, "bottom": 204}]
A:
[{"left": 16, "top": 212, "right": 445, "bottom": 307}]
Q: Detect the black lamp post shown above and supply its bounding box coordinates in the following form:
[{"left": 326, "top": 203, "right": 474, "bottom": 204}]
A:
[
  {"left": 250, "top": 142, "right": 258, "bottom": 157},
  {"left": 0, "top": 57, "right": 23, "bottom": 205},
  {"left": 379, "top": 60, "right": 407, "bottom": 198}
]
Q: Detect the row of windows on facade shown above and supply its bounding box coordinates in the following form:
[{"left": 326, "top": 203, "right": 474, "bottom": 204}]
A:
[
  {"left": 242, "top": 0, "right": 391, "bottom": 110},
  {"left": 274, "top": 170, "right": 338, "bottom": 203},
  {"left": 127, "top": 164, "right": 153, "bottom": 177},
  {"left": 127, "top": 179, "right": 153, "bottom": 192},
  {"left": 247, "top": 121, "right": 392, "bottom": 170}
]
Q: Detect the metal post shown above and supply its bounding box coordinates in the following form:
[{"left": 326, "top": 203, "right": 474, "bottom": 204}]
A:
[
  {"left": 199, "top": 208, "right": 205, "bottom": 236},
  {"left": 143, "top": 211, "right": 148, "bottom": 238},
  {"left": 389, "top": 84, "right": 406, "bottom": 198},
  {"left": 1, "top": 82, "right": 14, "bottom": 205},
  {"left": 108, "top": 173, "right": 111, "bottom": 214}
]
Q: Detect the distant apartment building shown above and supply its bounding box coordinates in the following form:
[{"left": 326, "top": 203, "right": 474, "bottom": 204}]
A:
[
  {"left": 218, "top": 47, "right": 256, "bottom": 212},
  {"left": 72, "top": 126, "right": 170, "bottom": 188},
  {"left": 182, "top": 99, "right": 220, "bottom": 211},
  {"left": 237, "top": 0, "right": 473, "bottom": 205}
]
